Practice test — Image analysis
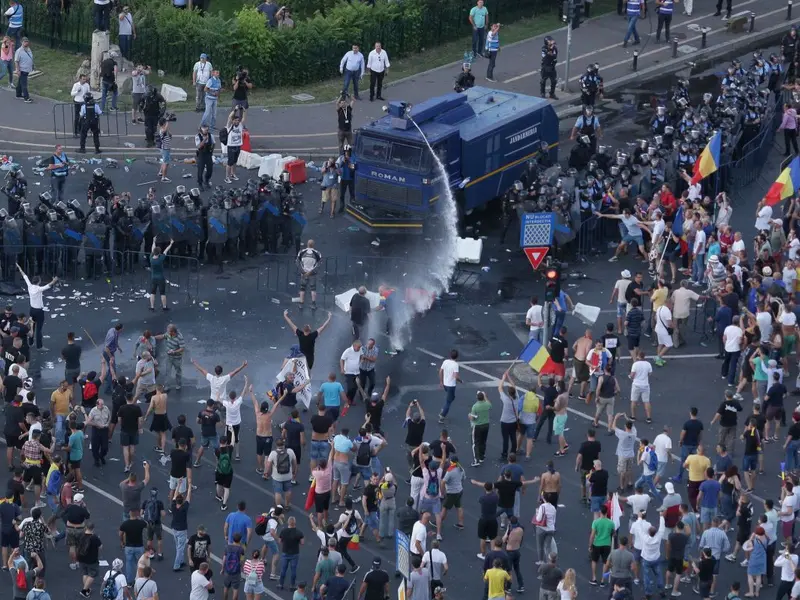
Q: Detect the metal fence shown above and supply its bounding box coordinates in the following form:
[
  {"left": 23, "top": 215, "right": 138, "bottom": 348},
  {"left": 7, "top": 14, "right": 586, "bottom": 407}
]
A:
[
  {"left": 53, "top": 102, "right": 129, "bottom": 142},
  {"left": 256, "top": 253, "right": 482, "bottom": 308},
  {"left": 0, "top": 244, "right": 199, "bottom": 302}
]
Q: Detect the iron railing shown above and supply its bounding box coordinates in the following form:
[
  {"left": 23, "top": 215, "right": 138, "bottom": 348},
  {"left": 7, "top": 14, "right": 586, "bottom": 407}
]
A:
[{"left": 53, "top": 102, "right": 129, "bottom": 142}]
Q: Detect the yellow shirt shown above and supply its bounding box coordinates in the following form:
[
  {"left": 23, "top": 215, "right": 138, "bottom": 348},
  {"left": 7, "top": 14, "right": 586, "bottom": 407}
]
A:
[
  {"left": 651, "top": 288, "right": 668, "bottom": 309},
  {"left": 50, "top": 388, "right": 73, "bottom": 416},
  {"left": 484, "top": 568, "right": 511, "bottom": 599},
  {"left": 795, "top": 267, "right": 800, "bottom": 293},
  {"left": 684, "top": 454, "right": 711, "bottom": 482}
]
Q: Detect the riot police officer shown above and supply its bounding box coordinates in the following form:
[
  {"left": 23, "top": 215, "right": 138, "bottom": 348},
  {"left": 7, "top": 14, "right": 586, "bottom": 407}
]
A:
[
  {"left": 540, "top": 37, "right": 558, "bottom": 100},
  {"left": 196, "top": 124, "right": 215, "bottom": 190},
  {"left": 84, "top": 205, "right": 110, "bottom": 278},
  {"left": 454, "top": 63, "right": 475, "bottom": 93},
  {"left": 499, "top": 181, "right": 522, "bottom": 244},
  {"left": 87, "top": 169, "right": 115, "bottom": 209},
  {"left": 78, "top": 93, "right": 103, "bottom": 154},
  {"left": 3, "top": 165, "right": 27, "bottom": 216},
  {"left": 579, "top": 64, "right": 603, "bottom": 107},
  {"left": 22, "top": 202, "right": 44, "bottom": 275},
  {"left": 782, "top": 26, "right": 799, "bottom": 78},
  {"left": 142, "top": 86, "right": 166, "bottom": 148},
  {"left": 651, "top": 106, "right": 670, "bottom": 136},
  {"left": 570, "top": 105, "right": 602, "bottom": 154}
]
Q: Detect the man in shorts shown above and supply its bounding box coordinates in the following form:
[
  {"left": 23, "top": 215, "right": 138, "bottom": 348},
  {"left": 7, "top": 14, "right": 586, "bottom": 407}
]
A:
[
  {"left": 593, "top": 365, "right": 619, "bottom": 433},
  {"left": 596, "top": 208, "right": 649, "bottom": 262},
  {"left": 196, "top": 398, "right": 221, "bottom": 467},
  {"left": 441, "top": 454, "right": 465, "bottom": 530},
  {"left": 264, "top": 438, "right": 297, "bottom": 508},
  {"left": 568, "top": 329, "right": 593, "bottom": 402},
  {"left": 611, "top": 413, "right": 638, "bottom": 491},
  {"left": 625, "top": 298, "right": 645, "bottom": 360}
]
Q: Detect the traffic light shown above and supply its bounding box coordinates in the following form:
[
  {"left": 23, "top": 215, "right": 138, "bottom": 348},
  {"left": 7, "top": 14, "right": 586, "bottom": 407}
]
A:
[{"left": 544, "top": 265, "right": 561, "bottom": 302}]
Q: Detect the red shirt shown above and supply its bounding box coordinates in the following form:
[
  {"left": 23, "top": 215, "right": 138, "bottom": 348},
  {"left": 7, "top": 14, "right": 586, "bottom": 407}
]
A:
[{"left": 660, "top": 191, "right": 677, "bottom": 216}]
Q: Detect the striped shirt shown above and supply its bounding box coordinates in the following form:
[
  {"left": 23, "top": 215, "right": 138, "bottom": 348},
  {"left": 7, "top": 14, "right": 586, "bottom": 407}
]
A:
[
  {"left": 698, "top": 527, "right": 731, "bottom": 559},
  {"left": 360, "top": 345, "right": 378, "bottom": 372},
  {"left": 242, "top": 559, "right": 265, "bottom": 578},
  {"left": 158, "top": 129, "right": 172, "bottom": 150},
  {"left": 165, "top": 331, "right": 184, "bottom": 354}
]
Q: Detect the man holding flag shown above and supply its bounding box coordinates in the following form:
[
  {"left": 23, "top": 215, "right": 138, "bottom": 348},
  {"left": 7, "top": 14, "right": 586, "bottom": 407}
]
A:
[{"left": 691, "top": 130, "right": 721, "bottom": 187}]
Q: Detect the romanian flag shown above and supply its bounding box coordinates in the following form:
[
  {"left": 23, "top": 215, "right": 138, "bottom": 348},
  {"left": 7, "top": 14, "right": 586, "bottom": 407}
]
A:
[
  {"left": 764, "top": 156, "right": 800, "bottom": 206},
  {"left": 304, "top": 479, "right": 316, "bottom": 512},
  {"left": 690, "top": 130, "right": 721, "bottom": 185},
  {"left": 518, "top": 339, "right": 555, "bottom": 374}
]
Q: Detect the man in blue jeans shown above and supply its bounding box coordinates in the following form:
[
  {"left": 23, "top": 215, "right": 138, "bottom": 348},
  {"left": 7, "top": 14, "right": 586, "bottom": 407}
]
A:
[
  {"left": 672, "top": 406, "right": 703, "bottom": 482},
  {"left": 202, "top": 69, "right": 221, "bottom": 130},
  {"left": 438, "top": 349, "right": 462, "bottom": 423},
  {"left": 119, "top": 510, "right": 147, "bottom": 584},
  {"left": 622, "top": 0, "right": 644, "bottom": 48},
  {"left": 277, "top": 516, "right": 304, "bottom": 591},
  {"left": 469, "top": 0, "right": 488, "bottom": 58},
  {"left": 339, "top": 44, "right": 365, "bottom": 100}
]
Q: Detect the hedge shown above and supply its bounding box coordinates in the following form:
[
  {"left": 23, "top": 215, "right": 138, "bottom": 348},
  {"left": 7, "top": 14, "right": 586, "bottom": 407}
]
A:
[{"left": 24, "top": 0, "right": 558, "bottom": 88}]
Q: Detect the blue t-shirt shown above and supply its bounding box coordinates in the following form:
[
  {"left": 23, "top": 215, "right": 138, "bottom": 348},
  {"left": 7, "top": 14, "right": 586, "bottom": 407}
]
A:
[
  {"left": 320, "top": 381, "right": 344, "bottom": 407},
  {"left": 715, "top": 454, "right": 733, "bottom": 475},
  {"left": 699, "top": 479, "right": 721, "bottom": 508},
  {"left": 225, "top": 511, "right": 253, "bottom": 543},
  {"left": 69, "top": 431, "right": 85, "bottom": 461},
  {"left": 324, "top": 576, "right": 351, "bottom": 600},
  {"left": 150, "top": 254, "right": 166, "bottom": 280},
  {"left": 333, "top": 434, "right": 353, "bottom": 454},
  {"left": 499, "top": 463, "right": 524, "bottom": 482}
]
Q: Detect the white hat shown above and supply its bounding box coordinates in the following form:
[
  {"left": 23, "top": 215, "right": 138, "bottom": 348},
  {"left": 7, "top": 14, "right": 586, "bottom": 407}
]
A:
[
  {"left": 384, "top": 473, "right": 394, "bottom": 482},
  {"left": 664, "top": 482, "right": 675, "bottom": 494},
  {"left": 621, "top": 270, "right": 632, "bottom": 278},
  {"left": 763, "top": 267, "right": 773, "bottom": 276},
  {"left": 773, "top": 218, "right": 784, "bottom": 226},
  {"left": 708, "top": 255, "right": 719, "bottom": 263},
  {"left": 73, "top": 493, "right": 85, "bottom": 503}
]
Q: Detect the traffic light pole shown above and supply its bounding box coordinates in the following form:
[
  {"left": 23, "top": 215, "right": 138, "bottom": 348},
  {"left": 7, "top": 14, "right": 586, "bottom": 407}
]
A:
[
  {"left": 542, "top": 301, "right": 552, "bottom": 347},
  {"left": 563, "top": 8, "right": 573, "bottom": 93}
]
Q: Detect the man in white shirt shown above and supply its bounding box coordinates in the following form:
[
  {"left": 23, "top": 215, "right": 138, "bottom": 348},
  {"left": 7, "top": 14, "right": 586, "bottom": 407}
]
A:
[
  {"left": 730, "top": 231, "right": 746, "bottom": 257},
  {"left": 190, "top": 359, "right": 248, "bottom": 402},
  {"left": 16, "top": 263, "right": 56, "bottom": 351},
  {"left": 653, "top": 427, "right": 673, "bottom": 488},
  {"left": 610, "top": 270, "right": 632, "bottom": 335},
  {"left": 670, "top": 281, "right": 701, "bottom": 348},
  {"left": 192, "top": 53, "right": 213, "bottom": 112},
  {"left": 625, "top": 488, "right": 651, "bottom": 531},
  {"left": 638, "top": 516, "right": 667, "bottom": 597},
  {"left": 525, "top": 296, "right": 544, "bottom": 342},
  {"left": 438, "top": 350, "right": 462, "bottom": 424},
  {"left": 691, "top": 220, "right": 707, "bottom": 286},
  {"left": 654, "top": 300, "right": 673, "bottom": 367},
  {"left": 190, "top": 562, "right": 214, "bottom": 600},
  {"left": 774, "top": 546, "right": 798, "bottom": 600},
  {"left": 224, "top": 112, "right": 244, "bottom": 184},
  {"left": 411, "top": 512, "right": 430, "bottom": 557},
  {"left": 755, "top": 201, "right": 773, "bottom": 232},
  {"left": 366, "top": 42, "right": 390, "bottom": 102},
  {"left": 629, "top": 351, "right": 653, "bottom": 423},
  {"left": 93, "top": 0, "right": 112, "bottom": 32},
  {"left": 722, "top": 315, "right": 743, "bottom": 387},
  {"left": 71, "top": 74, "right": 90, "bottom": 137},
  {"left": 339, "top": 44, "right": 365, "bottom": 100},
  {"left": 117, "top": 7, "right": 135, "bottom": 60},
  {"left": 340, "top": 340, "right": 362, "bottom": 405},
  {"left": 102, "top": 558, "right": 129, "bottom": 600},
  {"left": 420, "top": 540, "right": 448, "bottom": 582},
  {"left": 222, "top": 377, "right": 247, "bottom": 461}
]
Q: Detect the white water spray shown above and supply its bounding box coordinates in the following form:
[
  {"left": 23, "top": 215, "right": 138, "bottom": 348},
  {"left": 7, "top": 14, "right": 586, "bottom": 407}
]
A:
[{"left": 383, "top": 117, "right": 460, "bottom": 350}]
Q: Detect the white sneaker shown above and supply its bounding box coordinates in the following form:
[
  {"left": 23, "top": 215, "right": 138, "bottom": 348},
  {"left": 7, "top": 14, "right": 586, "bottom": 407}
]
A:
[
  {"left": 608, "top": 256, "right": 619, "bottom": 262},
  {"left": 231, "top": 174, "right": 239, "bottom": 181},
  {"left": 634, "top": 579, "right": 640, "bottom": 585},
  {"left": 740, "top": 558, "right": 748, "bottom": 567},
  {"left": 224, "top": 177, "right": 232, "bottom": 184},
  {"left": 671, "top": 592, "right": 682, "bottom": 597},
  {"left": 477, "top": 553, "right": 486, "bottom": 560}
]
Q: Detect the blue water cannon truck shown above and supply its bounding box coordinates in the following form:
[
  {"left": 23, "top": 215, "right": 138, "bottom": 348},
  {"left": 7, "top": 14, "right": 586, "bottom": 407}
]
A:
[{"left": 346, "top": 86, "right": 560, "bottom": 234}]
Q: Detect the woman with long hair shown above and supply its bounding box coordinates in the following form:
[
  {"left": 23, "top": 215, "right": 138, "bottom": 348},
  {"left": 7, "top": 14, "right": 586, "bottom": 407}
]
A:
[
  {"left": 558, "top": 568, "right": 578, "bottom": 600},
  {"left": 718, "top": 465, "right": 742, "bottom": 528},
  {"left": 242, "top": 548, "right": 266, "bottom": 600},
  {"left": 745, "top": 527, "right": 769, "bottom": 597}
]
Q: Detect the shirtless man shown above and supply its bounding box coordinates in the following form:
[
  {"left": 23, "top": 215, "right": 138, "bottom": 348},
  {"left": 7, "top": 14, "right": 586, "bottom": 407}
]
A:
[
  {"left": 331, "top": 428, "right": 355, "bottom": 508},
  {"left": 538, "top": 460, "right": 562, "bottom": 506},
  {"left": 310, "top": 399, "right": 335, "bottom": 473},
  {"left": 251, "top": 383, "right": 280, "bottom": 475},
  {"left": 144, "top": 384, "right": 170, "bottom": 454}
]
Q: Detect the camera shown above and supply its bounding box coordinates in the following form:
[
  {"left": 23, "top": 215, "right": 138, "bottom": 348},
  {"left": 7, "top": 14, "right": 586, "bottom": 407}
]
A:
[{"left": 236, "top": 65, "right": 248, "bottom": 81}]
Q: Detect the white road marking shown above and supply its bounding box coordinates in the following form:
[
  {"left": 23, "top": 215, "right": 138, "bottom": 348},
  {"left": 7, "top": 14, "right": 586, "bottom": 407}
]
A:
[{"left": 460, "top": 353, "right": 719, "bottom": 365}]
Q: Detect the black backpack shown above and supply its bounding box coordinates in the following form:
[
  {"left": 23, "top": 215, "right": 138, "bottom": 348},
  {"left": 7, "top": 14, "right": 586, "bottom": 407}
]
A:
[
  {"left": 275, "top": 449, "right": 291, "bottom": 475},
  {"left": 356, "top": 439, "right": 371, "bottom": 466},
  {"left": 219, "top": 127, "right": 228, "bottom": 145}
]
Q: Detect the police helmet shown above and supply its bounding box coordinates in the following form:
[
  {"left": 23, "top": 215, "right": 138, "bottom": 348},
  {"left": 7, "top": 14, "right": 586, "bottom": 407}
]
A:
[
  {"left": 609, "top": 166, "right": 620, "bottom": 177},
  {"left": 596, "top": 145, "right": 607, "bottom": 155},
  {"left": 583, "top": 105, "right": 594, "bottom": 116},
  {"left": 656, "top": 105, "right": 666, "bottom": 116},
  {"left": 93, "top": 168, "right": 104, "bottom": 179},
  {"left": 664, "top": 125, "right": 674, "bottom": 135},
  {"left": 84, "top": 92, "right": 94, "bottom": 104}
]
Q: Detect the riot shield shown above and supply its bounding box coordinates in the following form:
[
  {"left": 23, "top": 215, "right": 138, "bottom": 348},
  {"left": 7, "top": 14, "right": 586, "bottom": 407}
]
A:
[
  {"left": 184, "top": 209, "right": 203, "bottom": 245},
  {"left": 227, "top": 205, "right": 244, "bottom": 241},
  {"left": 45, "top": 221, "right": 66, "bottom": 246},
  {"left": 150, "top": 209, "right": 172, "bottom": 244},
  {"left": 83, "top": 221, "right": 107, "bottom": 250},
  {"left": 64, "top": 219, "right": 84, "bottom": 247},
  {"left": 132, "top": 216, "right": 149, "bottom": 249},
  {"left": 206, "top": 207, "right": 228, "bottom": 244},
  {"left": 2, "top": 218, "right": 23, "bottom": 255},
  {"left": 169, "top": 207, "right": 188, "bottom": 243},
  {"left": 25, "top": 219, "right": 44, "bottom": 247}
]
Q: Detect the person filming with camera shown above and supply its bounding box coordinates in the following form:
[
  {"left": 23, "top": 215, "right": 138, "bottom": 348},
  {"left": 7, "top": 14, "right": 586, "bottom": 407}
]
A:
[{"left": 231, "top": 66, "right": 253, "bottom": 125}]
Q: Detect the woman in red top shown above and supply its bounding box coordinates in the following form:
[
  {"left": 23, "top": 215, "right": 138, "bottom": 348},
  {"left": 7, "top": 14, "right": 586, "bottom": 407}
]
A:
[
  {"left": 659, "top": 183, "right": 677, "bottom": 217},
  {"left": 243, "top": 550, "right": 266, "bottom": 600}
]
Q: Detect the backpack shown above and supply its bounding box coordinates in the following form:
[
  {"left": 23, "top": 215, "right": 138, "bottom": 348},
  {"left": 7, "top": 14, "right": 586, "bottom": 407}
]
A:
[
  {"left": 425, "top": 469, "right": 440, "bottom": 497},
  {"left": 244, "top": 562, "right": 259, "bottom": 585},
  {"left": 254, "top": 514, "right": 268, "bottom": 536},
  {"left": 275, "top": 449, "right": 290, "bottom": 475},
  {"left": 223, "top": 546, "right": 242, "bottom": 575},
  {"left": 143, "top": 497, "right": 160, "bottom": 525},
  {"left": 15, "top": 568, "right": 27, "bottom": 592},
  {"left": 217, "top": 450, "right": 232, "bottom": 475},
  {"left": 83, "top": 380, "right": 98, "bottom": 402},
  {"left": 356, "top": 439, "right": 372, "bottom": 466},
  {"left": 46, "top": 468, "right": 63, "bottom": 497},
  {"left": 646, "top": 448, "right": 658, "bottom": 473},
  {"left": 219, "top": 127, "right": 229, "bottom": 145},
  {"left": 344, "top": 511, "right": 359, "bottom": 536},
  {"left": 101, "top": 571, "right": 119, "bottom": 600}
]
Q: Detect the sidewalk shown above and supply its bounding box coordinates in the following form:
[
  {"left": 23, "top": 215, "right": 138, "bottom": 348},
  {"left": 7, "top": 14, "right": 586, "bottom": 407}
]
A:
[{"left": 0, "top": 1, "right": 796, "bottom": 156}]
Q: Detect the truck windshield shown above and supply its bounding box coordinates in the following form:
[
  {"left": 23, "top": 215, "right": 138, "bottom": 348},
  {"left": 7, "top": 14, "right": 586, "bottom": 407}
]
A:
[{"left": 358, "top": 136, "right": 426, "bottom": 173}]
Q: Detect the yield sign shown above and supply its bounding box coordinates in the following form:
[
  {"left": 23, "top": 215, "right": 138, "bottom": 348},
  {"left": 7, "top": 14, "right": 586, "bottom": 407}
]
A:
[{"left": 524, "top": 246, "right": 549, "bottom": 270}]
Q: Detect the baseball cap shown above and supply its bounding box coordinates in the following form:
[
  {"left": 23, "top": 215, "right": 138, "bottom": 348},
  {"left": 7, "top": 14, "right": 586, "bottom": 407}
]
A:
[
  {"left": 372, "top": 557, "right": 382, "bottom": 567},
  {"left": 74, "top": 493, "right": 85, "bottom": 503},
  {"left": 664, "top": 482, "right": 675, "bottom": 494},
  {"left": 370, "top": 392, "right": 379, "bottom": 401},
  {"left": 200, "top": 53, "right": 208, "bottom": 59}
]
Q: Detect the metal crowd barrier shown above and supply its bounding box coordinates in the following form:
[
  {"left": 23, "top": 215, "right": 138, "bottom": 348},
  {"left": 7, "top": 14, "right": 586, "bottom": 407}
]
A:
[
  {"left": 53, "top": 102, "right": 129, "bottom": 142},
  {"left": 118, "top": 251, "right": 201, "bottom": 303}
]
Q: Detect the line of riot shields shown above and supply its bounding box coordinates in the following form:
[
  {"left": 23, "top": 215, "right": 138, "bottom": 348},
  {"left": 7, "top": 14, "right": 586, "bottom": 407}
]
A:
[{"left": 0, "top": 166, "right": 307, "bottom": 286}]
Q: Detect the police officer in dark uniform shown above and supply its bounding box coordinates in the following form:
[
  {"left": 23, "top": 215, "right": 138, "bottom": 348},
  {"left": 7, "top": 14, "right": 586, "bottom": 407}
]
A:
[
  {"left": 22, "top": 202, "right": 45, "bottom": 276},
  {"left": 84, "top": 205, "right": 110, "bottom": 278},
  {"left": 540, "top": 36, "right": 558, "bottom": 99},
  {"left": 570, "top": 105, "right": 602, "bottom": 155},
  {"left": 651, "top": 105, "right": 670, "bottom": 135},
  {"left": 782, "top": 26, "right": 799, "bottom": 79},
  {"left": 142, "top": 86, "right": 166, "bottom": 149},
  {"left": 87, "top": 169, "right": 115, "bottom": 209},
  {"left": 454, "top": 63, "right": 475, "bottom": 93},
  {"left": 78, "top": 92, "right": 102, "bottom": 154},
  {"left": 499, "top": 181, "right": 522, "bottom": 244},
  {"left": 2, "top": 166, "right": 27, "bottom": 217},
  {"left": 579, "top": 64, "right": 603, "bottom": 107},
  {"left": 195, "top": 124, "right": 215, "bottom": 190}
]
